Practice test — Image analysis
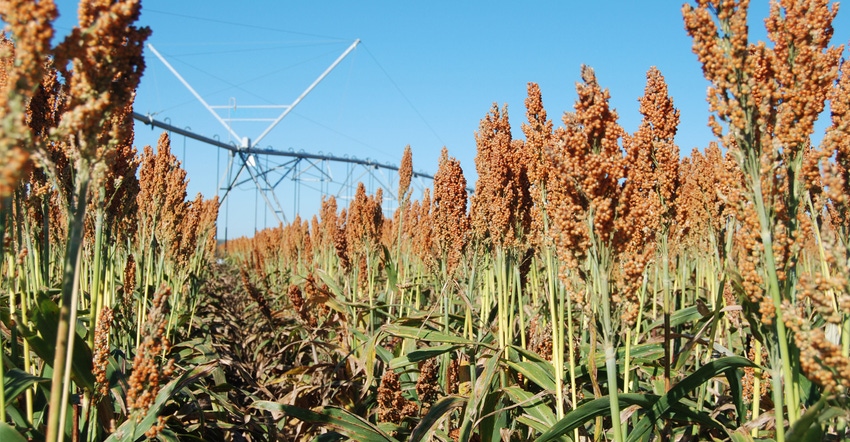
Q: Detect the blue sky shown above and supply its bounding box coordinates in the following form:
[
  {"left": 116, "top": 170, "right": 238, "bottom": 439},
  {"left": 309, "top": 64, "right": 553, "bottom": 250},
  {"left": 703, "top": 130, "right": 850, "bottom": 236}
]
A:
[{"left": 48, "top": 1, "right": 850, "bottom": 239}]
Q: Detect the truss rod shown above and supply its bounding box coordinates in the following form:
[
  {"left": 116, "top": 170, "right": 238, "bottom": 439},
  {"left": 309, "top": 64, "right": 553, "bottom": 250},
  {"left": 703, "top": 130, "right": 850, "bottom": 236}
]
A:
[
  {"left": 133, "top": 111, "right": 437, "bottom": 180},
  {"left": 146, "top": 44, "right": 243, "bottom": 142},
  {"left": 135, "top": 112, "right": 238, "bottom": 152},
  {"left": 253, "top": 39, "right": 361, "bottom": 146}
]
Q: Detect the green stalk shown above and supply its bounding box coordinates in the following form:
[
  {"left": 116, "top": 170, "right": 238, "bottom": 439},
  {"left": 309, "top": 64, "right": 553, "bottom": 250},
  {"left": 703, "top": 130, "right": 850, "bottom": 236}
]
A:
[
  {"left": 769, "top": 351, "right": 786, "bottom": 442},
  {"left": 88, "top": 207, "right": 105, "bottom": 351},
  {"left": 514, "top": 264, "right": 526, "bottom": 354},
  {"left": 599, "top": 271, "right": 623, "bottom": 442},
  {"left": 19, "top": 232, "right": 34, "bottom": 425},
  {"left": 46, "top": 167, "right": 91, "bottom": 442},
  {"left": 661, "top": 234, "right": 672, "bottom": 393},
  {"left": 545, "top": 246, "right": 564, "bottom": 419},
  {"left": 482, "top": 254, "right": 493, "bottom": 329},
  {"left": 465, "top": 253, "right": 477, "bottom": 342},
  {"left": 0, "top": 333, "right": 5, "bottom": 424},
  {"left": 414, "top": 265, "right": 422, "bottom": 313},
  {"left": 441, "top": 261, "right": 449, "bottom": 334},
  {"left": 751, "top": 339, "right": 763, "bottom": 438},
  {"left": 495, "top": 248, "right": 510, "bottom": 386},
  {"left": 588, "top": 223, "right": 623, "bottom": 442},
  {"left": 565, "top": 283, "right": 578, "bottom": 442},
  {"left": 42, "top": 197, "right": 50, "bottom": 286},
  {"left": 750, "top": 173, "right": 797, "bottom": 429},
  {"left": 843, "top": 315, "right": 850, "bottom": 360},
  {"left": 59, "top": 230, "right": 85, "bottom": 442},
  {"left": 627, "top": 268, "right": 649, "bottom": 395},
  {"left": 391, "top": 197, "right": 406, "bottom": 319},
  {"left": 366, "top": 247, "right": 375, "bottom": 334},
  {"left": 0, "top": 247, "right": 5, "bottom": 425},
  {"left": 138, "top": 222, "right": 156, "bottom": 348},
  {"left": 0, "top": 197, "right": 9, "bottom": 424}
]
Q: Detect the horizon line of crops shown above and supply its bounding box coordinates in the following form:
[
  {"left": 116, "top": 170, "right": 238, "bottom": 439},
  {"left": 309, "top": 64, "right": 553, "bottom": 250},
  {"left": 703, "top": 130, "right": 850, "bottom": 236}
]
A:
[{"left": 225, "top": 1, "right": 850, "bottom": 441}]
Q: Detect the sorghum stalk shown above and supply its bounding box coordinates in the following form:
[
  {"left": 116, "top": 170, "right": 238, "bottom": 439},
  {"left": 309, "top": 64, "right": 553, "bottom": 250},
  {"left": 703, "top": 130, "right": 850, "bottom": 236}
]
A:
[
  {"left": 589, "top": 226, "right": 624, "bottom": 442},
  {"left": 546, "top": 65, "right": 628, "bottom": 441},
  {"left": 88, "top": 205, "right": 105, "bottom": 350},
  {"left": 138, "top": 221, "right": 156, "bottom": 348},
  {"left": 496, "top": 249, "right": 510, "bottom": 369},
  {"left": 0, "top": 297, "right": 4, "bottom": 426},
  {"left": 46, "top": 163, "right": 90, "bottom": 442},
  {"left": 662, "top": 234, "right": 672, "bottom": 392},
  {"left": 544, "top": 244, "right": 564, "bottom": 419},
  {"left": 684, "top": 2, "right": 845, "bottom": 435},
  {"left": 513, "top": 264, "right": 527, "bottom": 354},
  {"left": 19, "top": 229, "right": 34, "bottom": 425},
  {"left": 751, "top": 339, "right": 763, "bottom": 438},
  {"left": 749, "top": 167, "right": 798, "bottom": 428}
]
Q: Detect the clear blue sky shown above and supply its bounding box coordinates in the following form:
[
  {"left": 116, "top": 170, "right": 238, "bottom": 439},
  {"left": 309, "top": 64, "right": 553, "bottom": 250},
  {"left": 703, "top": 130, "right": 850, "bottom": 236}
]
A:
[{"left": 48, "top": 1, "right": 850, "bottom": 239}]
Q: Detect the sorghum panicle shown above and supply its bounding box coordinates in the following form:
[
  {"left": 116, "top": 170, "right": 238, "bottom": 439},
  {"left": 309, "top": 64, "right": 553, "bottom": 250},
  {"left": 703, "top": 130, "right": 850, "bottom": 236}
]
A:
[
  {"left": 432, "top": 147, "right": 469, "bottom": 276},
  {"left": 377, "top": 369, "right": 417, "bottom": 424},
  {"left": 470, "top": 103, "right": 531, "bottom": 250},
  {"left": 521, "top": 82, "right": 554, "bottom": 247},
  {"left": 398, "top": 145, "right": 413, "bottom": 205},
  {"left": 126, "top": 286, "right": 175, "bottom": 419},
  {"left": 136, "top": 133, "right": 188, "bottom": 255},
  {"left": 0, "top": 1, "right": 57, "bottom": 199},
  {"left": 416, "top": 358, "right": 440, "bottom": 408},
  {"left": 241, "top": 268, "right": 275, "bottom": 326},
  {"left": 93, "top": 306, "right": 113, "bottom": 398},
  {"left": 547, "top": 65, "right": 625, "bottom": 276}
]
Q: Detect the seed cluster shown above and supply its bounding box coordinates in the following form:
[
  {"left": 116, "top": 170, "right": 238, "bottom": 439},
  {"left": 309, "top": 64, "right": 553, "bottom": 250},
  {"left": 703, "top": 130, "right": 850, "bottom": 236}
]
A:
[
  {"left": 92, "top": 306, "right": 113, "bottom": 398},
  {"left": 415, "top": 358, "right": 439, "bottom": 408},
  {"left": 432, "top": 147, "right": 469, "bottom": 276},
  {"left": 241, "top": 268, "right": 275, "bottom": 326},
  {"left": 376, "top": 369, "right": 417, "bottom": 424},
  {"left": 126, "top": 286, "right": 175, "bottom": 420},
  {"left": 548, "top": 66, "right": 625, "bottom": 274},
  {"left": 471, "top": 103, "right": 531, "bottom": 251},
  {"left": 521, "top": 82, "right": 554, "bottom": 248}
]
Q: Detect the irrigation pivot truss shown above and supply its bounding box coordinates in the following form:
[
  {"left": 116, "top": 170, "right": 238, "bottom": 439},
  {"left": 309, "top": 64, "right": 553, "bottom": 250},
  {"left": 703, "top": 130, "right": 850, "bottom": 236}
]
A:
[{"left": 132, "top": 39, "right": 436, "bottom": 228}]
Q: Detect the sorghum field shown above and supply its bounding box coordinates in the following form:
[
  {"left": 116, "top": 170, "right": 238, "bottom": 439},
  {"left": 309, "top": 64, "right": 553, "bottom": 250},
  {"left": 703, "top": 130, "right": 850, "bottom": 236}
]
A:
[{"left": 1, "top": 0, "right": 850, "bottom": 441}]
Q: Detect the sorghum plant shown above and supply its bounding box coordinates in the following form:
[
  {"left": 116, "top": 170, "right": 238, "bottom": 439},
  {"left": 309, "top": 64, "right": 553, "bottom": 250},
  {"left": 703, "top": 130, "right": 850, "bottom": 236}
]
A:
[
  {"left": 547, "top": 65, "right": 629, "bottom": 441},
  {"left": 684, "top": 0, "right": 850, "bottom": 438}
]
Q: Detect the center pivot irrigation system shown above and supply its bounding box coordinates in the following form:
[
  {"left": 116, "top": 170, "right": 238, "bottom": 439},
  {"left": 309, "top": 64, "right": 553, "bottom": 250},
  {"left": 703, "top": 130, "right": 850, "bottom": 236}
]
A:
[{"left": 133, "top": 39, "right": 437, "bottom": 229}]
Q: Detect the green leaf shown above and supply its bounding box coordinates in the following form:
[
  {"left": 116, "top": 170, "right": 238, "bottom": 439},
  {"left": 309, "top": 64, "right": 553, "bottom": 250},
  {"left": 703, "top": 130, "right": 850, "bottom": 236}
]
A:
[
  {"left": 314, "top": 270, "right": 348, "bottom": 315},
  {"left": 0, "top": 422, "right": 27, "bottom": 442},
  {"left": 648, "top": 306, "right": 703, "bottom": 330},
  {"left": 584, "top": 343, "right": 664, "bottom": 373},
  {"left": 2, "top": 369, "right": 49, "bottom": 404},
  {"left": 21, "top": 296, "right": 96, "bottom": 392},
  {"left": 729, "top": 429, "right": 755, "bottom": 442},
  {"left": 503, "top": 386, "right": 558, "bottom": 434},
  {"left": 313, "top": 431, "right": 346, "bottom": 442},
  {"left": 382, "top": 245, "right": 398, "bottom": 289},
  {"left": 535, "top": 394, "right": 654, "bottom": 442},
  {"left": 479, "top": 386, "right": 504, "bottom": 442},
  {"left": 505, "top": 360, "right": 556, "bottom": 393},
  {"left": 786, "top": 396, "right": 826, "bottom": 442},
  {"left": 535, "top": 388, "right": 736, "bottom": 442},
  {"left": 626, "top": 356, "right": 755, "bottom": 442},
  {"left": 381, "top": 323, "right": 477, "bottom": 345},
  {"left": 726, "top": 356, "right": 746, "bottom": 427},
  {"left": 458, "top": 351, "right": 502, "bottom": 442},
  {"left": 106, "top": 361, "right": 218, "bottom": 442},
  {"left": 390, "top": 344, "right": 459, "bottom": 369},
  {"left": 257, "top": 402, "right": 399, "bottom": 442},
  {"left": 409, "top": 395, "right": 466, "bottom": 442}
]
